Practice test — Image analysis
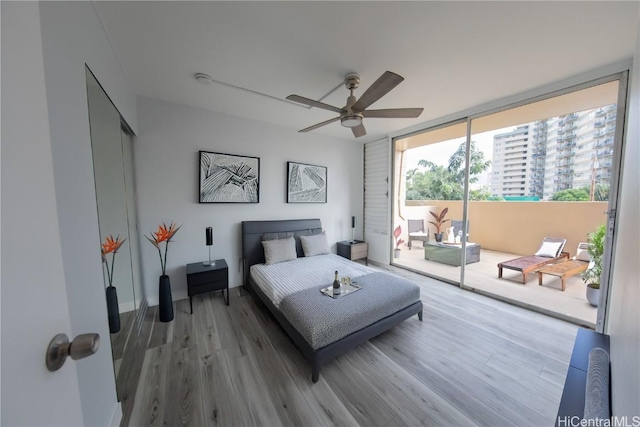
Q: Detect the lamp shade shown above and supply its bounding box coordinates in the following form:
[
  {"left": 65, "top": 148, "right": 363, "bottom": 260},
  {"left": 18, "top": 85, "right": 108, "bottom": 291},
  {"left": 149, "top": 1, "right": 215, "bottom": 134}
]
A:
[{"left": 206, "top": 227, "right": 213, "bottom": 246}]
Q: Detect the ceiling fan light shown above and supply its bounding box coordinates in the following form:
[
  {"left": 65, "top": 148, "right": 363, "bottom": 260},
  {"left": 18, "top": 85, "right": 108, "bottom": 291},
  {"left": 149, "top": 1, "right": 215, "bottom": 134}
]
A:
[{"left": 341, "top": 115, "right": 363, "bottom": 128}]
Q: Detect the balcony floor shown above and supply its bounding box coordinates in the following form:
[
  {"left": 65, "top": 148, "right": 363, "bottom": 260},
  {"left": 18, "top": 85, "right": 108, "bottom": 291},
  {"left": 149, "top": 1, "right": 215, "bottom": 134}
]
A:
[{"left": 393, "top": 244, "right": 597, "bottom": 328}]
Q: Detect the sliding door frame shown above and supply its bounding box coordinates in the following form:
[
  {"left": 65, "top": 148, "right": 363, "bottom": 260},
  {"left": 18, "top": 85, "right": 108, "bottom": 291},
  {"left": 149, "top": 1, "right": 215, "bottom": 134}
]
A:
[{"left": 391, "top": 71, "right": 629, "bottom": 330}]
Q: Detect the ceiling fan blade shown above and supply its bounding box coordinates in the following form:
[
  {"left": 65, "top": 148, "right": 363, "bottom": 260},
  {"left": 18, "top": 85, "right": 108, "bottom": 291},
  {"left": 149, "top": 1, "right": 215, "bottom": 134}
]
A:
[
  {"left": 363, "top": 108, "right": 424, "bottom": 118},
  {"left": 286, "top": 95, "right": 344, "bottom": 114},
  {"left": 299, "top": 116, "right": 340, "bottom": 133},
  {"left": 352, "top": 123, "right": 367, "bottom": 138},
  {"left": 351, "top": 71, "right": 404, "bottom": 112}
]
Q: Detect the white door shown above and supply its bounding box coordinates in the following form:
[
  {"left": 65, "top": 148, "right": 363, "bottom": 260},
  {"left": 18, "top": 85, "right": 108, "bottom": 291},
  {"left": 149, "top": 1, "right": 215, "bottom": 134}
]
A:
[{"left": 1, "top": 2, "right": 84, "bottom": 424}]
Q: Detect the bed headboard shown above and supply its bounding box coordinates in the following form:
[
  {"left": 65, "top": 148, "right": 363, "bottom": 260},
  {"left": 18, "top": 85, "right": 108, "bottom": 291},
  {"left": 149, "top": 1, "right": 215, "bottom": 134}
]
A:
[{"left": 241, "top": 219, "right": 322, "bottom": 285}]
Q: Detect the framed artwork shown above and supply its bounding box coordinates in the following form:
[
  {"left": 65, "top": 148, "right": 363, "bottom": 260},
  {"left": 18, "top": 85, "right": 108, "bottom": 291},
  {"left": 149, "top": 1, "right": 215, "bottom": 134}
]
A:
[
  {"left": 199, "top": 151, "right": 260, "bottom": 203},
  {"left": 287, "top": 161, "right": 327, "bottom": 203}
]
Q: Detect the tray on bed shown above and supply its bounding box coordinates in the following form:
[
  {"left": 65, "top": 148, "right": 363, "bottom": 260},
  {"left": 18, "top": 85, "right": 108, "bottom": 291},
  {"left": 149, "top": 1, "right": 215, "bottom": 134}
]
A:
[{"left": 320, "top": 282, "right": 362, "bottom": 299}]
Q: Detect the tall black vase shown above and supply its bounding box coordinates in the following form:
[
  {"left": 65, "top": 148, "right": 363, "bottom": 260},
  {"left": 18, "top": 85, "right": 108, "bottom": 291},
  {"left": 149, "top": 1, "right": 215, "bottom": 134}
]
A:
[
  {"left": 158, "top": 275, "right": 174, "bottom": 322},
  {"left": 106, "top": 286, "right": 121, "bottom": 333}
]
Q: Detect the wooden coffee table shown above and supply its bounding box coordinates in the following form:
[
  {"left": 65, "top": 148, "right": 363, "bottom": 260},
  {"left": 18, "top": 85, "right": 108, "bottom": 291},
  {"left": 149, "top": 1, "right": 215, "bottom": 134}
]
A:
[{"left": 537, "top": 260, "right": 589, "bottom": 291}]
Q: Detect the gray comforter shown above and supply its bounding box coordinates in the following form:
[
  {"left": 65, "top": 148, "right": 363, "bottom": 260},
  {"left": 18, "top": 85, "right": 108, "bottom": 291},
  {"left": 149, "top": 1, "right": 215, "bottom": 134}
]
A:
[{"left": 278, "top": 272, "right": 421, "bottom": 349}]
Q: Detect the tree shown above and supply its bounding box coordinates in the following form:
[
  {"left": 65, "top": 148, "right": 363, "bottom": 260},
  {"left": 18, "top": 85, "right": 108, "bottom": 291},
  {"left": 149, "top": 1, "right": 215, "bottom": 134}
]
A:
[
  {"left": 593, "top": 184, "right": 609, "bottom": 202},
  {"left": 551, "top": 188, "right": 589, "bottom": 201},
  {"left": 447, "top": 141, "right": 492, "bottom": 184},
  {"left": 406, "top": 141, "right": 492, "bottom": 200},
  {"left": 469, "top": 186, "right": 492, "bottom": 201},
  {"left": 551, "top": 185, "right": 609, "bottom": 202}
]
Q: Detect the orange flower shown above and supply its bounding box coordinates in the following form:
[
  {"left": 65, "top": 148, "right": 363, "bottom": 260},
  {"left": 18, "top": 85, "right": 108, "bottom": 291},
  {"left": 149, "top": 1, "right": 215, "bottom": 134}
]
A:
[
  {"left": 151, "top": 222, "right": 180, "bottom": 244},
  {"left": 146, "top": 221, "right": 182, "bottom": 276},
  {"left": 101, "top": 235, "right": 126, "bottom": 255},
  {"left": 100, "top": 234, "right": 127, "bottom": 287}
]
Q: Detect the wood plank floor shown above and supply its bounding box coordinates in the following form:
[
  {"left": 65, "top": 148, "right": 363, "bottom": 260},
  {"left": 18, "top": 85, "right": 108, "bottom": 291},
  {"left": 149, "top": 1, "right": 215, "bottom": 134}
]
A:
[{"left": 123, "top": 265, "right": 577, "bottom": 426}]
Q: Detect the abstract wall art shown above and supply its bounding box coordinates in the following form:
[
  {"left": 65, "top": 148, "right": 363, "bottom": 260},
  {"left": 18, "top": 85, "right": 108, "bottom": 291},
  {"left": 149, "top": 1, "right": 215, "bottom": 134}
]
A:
[
  {"left": 287, "top": 161, "right": 327, "bottom": 203},
  {"left": 199, "top": 151, "right": 260, "bottom": 203}
]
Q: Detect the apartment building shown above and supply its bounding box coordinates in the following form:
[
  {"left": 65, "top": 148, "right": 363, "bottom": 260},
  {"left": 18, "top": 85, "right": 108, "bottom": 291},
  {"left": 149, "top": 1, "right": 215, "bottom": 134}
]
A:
[
  {"left": 492, "top": 105, "right": 617, "bottom": 200},
  {"left": 490, "top": 125, "right": 534, "bottom": 197}
]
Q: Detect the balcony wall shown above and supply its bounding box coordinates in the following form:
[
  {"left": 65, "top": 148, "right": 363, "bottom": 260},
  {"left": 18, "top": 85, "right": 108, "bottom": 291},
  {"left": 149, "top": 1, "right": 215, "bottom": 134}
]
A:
[{"left": 403, "top": 200, "right": 607, "bottom": 256}]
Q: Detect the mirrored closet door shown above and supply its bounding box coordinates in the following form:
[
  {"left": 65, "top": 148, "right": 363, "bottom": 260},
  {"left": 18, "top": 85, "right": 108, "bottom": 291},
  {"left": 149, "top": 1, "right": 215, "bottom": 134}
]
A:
[{"left": 86, "top": 67, "right": 145, "bottom": 399}]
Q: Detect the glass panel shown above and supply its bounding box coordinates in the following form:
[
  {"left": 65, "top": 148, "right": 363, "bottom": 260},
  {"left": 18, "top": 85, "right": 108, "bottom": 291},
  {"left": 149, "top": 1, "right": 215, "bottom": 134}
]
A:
[
  {"left": 393, "top": 121, "right": 471, "bottom": 284},
  {"left": 86, "top": 68, "right": 137, "bottom": 398},
  {"left": 464, "top": 80, "right": 619, "bottom": 327}
]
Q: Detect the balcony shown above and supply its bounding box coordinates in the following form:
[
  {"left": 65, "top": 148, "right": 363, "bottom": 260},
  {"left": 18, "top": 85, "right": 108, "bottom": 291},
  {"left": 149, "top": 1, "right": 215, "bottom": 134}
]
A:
[
  {"left": 399, "top": 200, "right": 605, "bottom": 327},
  {"left": 597, "top": 149, "right": 613, "bottom": 157},
  {"left": 557, "top": 150, "right": 575, "bottom": 158},
  {"left": 594, "top": 120, "right": 605, "bottom": 127}
]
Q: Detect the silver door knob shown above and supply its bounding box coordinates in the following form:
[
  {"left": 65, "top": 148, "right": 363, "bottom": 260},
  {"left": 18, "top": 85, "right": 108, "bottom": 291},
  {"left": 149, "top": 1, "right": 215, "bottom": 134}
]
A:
[{"left": 46, "top": 333, "right": 100, "bottom": 372}]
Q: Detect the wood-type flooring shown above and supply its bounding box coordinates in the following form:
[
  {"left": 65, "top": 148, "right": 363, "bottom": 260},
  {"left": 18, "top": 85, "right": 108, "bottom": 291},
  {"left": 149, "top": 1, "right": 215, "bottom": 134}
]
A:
[{"left": 120, "top": 265, "right": 577, "bottom": 426}]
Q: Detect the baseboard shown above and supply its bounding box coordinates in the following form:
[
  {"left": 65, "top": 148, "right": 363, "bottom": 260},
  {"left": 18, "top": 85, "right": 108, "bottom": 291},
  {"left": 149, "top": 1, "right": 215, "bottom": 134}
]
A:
[
  {"left": 118, "top": 300, "right": 136, "bottom": 313},
  {"left": 109, "top": 402, "right": 122, "bottom": 427}
]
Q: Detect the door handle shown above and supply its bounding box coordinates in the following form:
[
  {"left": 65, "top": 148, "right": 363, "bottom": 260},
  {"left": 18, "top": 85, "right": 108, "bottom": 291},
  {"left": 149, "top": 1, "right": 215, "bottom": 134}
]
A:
[{"left": 46, "top": 333, "right": 100, "bottom": 372}]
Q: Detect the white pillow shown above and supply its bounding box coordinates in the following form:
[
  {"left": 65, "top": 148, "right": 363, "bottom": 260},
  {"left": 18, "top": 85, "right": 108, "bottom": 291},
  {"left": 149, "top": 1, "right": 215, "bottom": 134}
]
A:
[
  {"left": 576, "top": 242, "right": 591, "bottom": 262},
  {"left": 535, "top": 241, "right": 563, "bottom": 258},
  {"left": 262, "top": 236, "right": 297, "bottom": 265},
  {"left": 299, "top": 232, "right": 330, "bottom": 257}
]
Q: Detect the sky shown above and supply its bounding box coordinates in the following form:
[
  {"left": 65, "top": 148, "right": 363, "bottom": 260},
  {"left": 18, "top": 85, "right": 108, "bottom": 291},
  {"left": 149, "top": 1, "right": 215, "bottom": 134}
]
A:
[{"left": 403, "top": 128, "right": 510, "bottom": 170}]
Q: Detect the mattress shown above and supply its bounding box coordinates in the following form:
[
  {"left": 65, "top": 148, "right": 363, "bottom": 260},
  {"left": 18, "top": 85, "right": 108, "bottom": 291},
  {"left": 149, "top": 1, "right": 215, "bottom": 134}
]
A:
[
  {"left": 279, "top": 272, "right": 421, "bottom": 349},
  {"left": 250, "top": 253, "right": 373, "bottom": 307}
]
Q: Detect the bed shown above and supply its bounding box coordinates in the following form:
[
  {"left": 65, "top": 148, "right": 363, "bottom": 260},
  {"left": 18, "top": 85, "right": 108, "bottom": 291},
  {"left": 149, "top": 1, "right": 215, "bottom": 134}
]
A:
[{"left": 241, "top": 219, "right": 423, "bottom": 383}]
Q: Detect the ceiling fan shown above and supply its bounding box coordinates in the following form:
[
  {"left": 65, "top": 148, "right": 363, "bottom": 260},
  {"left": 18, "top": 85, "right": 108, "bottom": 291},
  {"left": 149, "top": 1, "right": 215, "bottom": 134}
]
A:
[{"left": 287, "top": 71, "right": 423, "bottom": 138}]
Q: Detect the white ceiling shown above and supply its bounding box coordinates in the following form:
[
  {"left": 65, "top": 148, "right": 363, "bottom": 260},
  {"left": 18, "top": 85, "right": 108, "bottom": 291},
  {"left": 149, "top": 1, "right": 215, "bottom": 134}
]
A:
[{"left": 93, "top": 1, "right": 638, "bottom": 143}]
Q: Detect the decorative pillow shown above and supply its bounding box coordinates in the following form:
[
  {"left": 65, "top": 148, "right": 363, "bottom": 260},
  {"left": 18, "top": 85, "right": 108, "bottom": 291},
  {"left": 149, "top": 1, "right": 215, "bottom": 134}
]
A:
[
  {"left": 299, "top": 232, "right": 330, "bottom": 257},
  {"left": 535, "top": 241, "right": 563, "bottom": 258},
  {"left": 262, "top": 236, "right": 297, "bottom": 265},
  {"left": 262, "top": 232, "right": 294, "bottom": 241},
  {"left": 576, "top": 242, "right": 592, "bottom": 262}
]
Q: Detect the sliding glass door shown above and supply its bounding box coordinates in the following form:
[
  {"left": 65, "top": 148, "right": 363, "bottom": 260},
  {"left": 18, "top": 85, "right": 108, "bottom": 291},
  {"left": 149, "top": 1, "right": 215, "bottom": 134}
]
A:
[{"left": 391, "top": 73, "right": 628, "bottom": 328}]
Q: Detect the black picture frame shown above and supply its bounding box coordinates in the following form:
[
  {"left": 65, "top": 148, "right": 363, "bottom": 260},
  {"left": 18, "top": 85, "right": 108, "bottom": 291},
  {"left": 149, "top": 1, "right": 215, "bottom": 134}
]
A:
[
  {"left": 199, "top": 151, "right": 260, "bottom": 203},
  {"left": 287, "top": 161, "right": 327, "bottom": 203}
]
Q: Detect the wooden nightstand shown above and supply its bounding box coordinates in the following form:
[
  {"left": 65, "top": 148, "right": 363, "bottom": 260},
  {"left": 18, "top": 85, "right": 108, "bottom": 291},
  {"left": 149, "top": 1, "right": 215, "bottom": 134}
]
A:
[
  {"left": 186, "top": 259, "right": 228, "bottom": 314},
  {"left": 337, "top": 240, "right": 368, "bottom": 265}
]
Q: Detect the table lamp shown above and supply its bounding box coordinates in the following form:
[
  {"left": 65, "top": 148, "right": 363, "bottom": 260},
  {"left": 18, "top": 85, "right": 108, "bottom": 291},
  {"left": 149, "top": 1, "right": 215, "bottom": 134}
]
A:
[
  {"left": 203, "top": 227, "right": 215, "bottom": 266},
  {"left": 351, "top": 216, "right": 356, "bottom": 243}
]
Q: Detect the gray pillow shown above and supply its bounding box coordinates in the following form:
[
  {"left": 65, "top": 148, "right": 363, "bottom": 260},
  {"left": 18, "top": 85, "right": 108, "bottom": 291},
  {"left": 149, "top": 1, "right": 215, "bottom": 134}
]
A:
[
  {"left": 262, "top": 236, "right": 297, "bottom": 265},
  {"left": 299, "top": 232, "right": 330, "bottom": 257}
]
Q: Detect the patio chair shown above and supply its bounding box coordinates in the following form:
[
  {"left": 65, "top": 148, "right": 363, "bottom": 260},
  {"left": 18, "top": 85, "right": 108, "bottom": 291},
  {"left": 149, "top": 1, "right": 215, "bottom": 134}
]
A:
[
  {"left": 407, "top": 219, "right": 429, "bottom": 249},
  {"left": 497, "top": 237, "right": 569, "bottom": 284}
]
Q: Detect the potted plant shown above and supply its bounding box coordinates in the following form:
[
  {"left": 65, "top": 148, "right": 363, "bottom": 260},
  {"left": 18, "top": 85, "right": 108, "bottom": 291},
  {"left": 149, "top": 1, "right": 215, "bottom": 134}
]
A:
[
  {"left": 428, "top": 207, "right": 450, "bottom": 243},
  {"left": 581, "top": 224, "right": 605, "bottom": 307},
  {"left": 393, "top": 225, "right": 404, "bottom": 258},
  {"left": 146, "top": 221, "right": 181, "bottom": 322}
]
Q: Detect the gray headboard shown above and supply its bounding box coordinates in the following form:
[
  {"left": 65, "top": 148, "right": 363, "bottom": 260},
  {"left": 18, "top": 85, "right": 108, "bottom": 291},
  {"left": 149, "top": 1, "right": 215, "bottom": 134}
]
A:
[{"left": 241, "top": 219, "right": 323, "bottom": 284}]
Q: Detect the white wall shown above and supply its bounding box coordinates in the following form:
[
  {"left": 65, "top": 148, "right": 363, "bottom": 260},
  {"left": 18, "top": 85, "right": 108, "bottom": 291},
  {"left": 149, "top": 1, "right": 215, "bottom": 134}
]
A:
[
  {"left": 135, "top": 96, "right": 364, "bottom": 304},
  {"left": 606, "top": 17, "right": 640, "bottom": 418},
  {"left": 38, "top": 2, "right": 138, "bottom": 425}
]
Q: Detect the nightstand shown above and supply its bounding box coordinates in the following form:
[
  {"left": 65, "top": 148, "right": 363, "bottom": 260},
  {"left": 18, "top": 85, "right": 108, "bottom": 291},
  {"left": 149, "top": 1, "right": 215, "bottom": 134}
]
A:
[
  {"left": 337, "top": 240, "right": 368, "bottom": 265},
  {"left": 186, "top": 259, "right": 228, "bottom": 314}
]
